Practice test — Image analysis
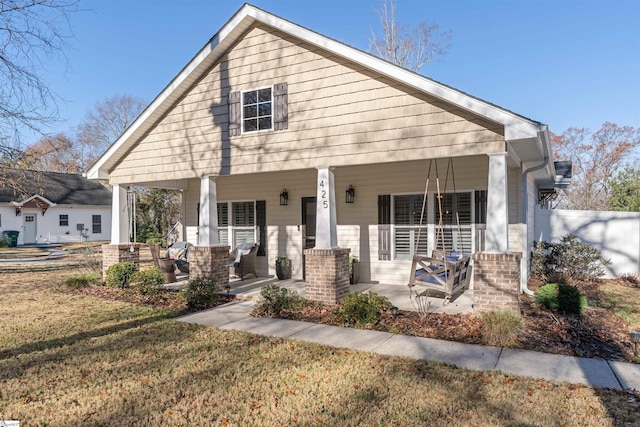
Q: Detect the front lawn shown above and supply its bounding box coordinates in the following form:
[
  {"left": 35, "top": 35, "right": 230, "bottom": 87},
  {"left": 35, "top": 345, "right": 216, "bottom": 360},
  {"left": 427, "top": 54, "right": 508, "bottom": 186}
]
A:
[{"left": 0, "top": 250, "right": 638, "bottom": 425}]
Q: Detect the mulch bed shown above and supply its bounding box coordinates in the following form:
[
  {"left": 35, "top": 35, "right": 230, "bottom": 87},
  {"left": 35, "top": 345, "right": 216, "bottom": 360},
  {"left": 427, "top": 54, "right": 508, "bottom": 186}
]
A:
[{"left": 71, "top": 278, "right": 638, "bottom": 363}]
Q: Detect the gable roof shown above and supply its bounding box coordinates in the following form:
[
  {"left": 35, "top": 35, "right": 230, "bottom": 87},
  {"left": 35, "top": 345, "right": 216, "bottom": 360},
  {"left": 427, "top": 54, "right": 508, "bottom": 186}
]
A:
[
  {"left": 0, "top": 169, "right": 111, "bottom": 206},
  {"left": 87, "top": 3, "right": 551, "bottom": 181}
]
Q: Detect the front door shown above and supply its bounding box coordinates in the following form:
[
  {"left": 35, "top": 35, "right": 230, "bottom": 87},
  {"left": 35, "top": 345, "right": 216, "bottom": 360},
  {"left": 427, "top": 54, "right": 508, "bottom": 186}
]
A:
[
  {"left": 301, "top": 197, "right": 317, "bottom": 279},
  {"left": 23, "top": 213, "right": 37, "bottom": 244}
]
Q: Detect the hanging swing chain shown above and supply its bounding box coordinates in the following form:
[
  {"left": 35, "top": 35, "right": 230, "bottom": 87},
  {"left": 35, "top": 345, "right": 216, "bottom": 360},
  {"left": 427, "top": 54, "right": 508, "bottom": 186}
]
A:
[
  {"left": 415, "top": 159, "right": 432, "bottom": 252},
  {"left": 450, "top": 158, "right": 463, "bottom": 252},
  {"left": 435, "top": 160, "right": 445, "bottom": 252}
]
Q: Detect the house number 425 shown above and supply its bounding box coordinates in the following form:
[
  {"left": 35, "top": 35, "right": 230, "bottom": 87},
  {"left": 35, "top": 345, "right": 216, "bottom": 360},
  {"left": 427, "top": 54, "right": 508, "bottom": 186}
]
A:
[{"left": 319, "top": 180, "right": 328, "bottom": 209}]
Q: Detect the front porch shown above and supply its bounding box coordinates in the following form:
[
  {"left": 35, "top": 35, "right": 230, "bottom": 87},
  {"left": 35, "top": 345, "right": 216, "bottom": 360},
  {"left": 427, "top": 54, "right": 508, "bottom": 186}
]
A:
[{"left": 163, "top": 274, "right": 476, "bottom": 315}]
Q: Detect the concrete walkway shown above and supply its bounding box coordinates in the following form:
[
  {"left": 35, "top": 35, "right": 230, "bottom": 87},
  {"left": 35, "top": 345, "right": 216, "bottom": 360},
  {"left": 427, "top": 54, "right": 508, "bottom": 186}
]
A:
[{"left": 176, "top": 300, "right": 640, "bottom": 392}]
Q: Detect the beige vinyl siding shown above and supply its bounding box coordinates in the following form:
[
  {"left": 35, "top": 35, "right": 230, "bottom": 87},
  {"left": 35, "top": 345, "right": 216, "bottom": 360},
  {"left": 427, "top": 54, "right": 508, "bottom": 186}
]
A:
[{"left": 109, "top": 25, "right": 504, "bottom": 184}]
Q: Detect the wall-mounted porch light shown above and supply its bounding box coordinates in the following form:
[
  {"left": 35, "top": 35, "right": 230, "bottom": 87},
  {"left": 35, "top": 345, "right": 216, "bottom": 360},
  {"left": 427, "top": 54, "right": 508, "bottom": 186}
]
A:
[
  {"left": 280, "top": 189, "right": 289, "bottom": 206},
  {"left": 345, "top": 185, "right": 355, "bottom": 204}
]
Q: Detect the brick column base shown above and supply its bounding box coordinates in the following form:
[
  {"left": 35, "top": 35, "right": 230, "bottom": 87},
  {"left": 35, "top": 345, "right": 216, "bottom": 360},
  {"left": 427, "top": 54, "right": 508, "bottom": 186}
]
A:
[
  {"left": 473, "top": 252, "right": 522, "bottom": 313},
  {"left": 102, "top": 244, "right": 141, "bottom": 280},
  {"left": 304, "top": 248, "right": 350, "bottom": 304},
  {"left": 189, "top": 245, "right": 230, "bottom": 290}
]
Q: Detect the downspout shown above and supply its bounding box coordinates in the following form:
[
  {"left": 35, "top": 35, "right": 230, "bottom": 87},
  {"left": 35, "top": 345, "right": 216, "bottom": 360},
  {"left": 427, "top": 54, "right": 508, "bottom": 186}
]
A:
[{"left": 521, "top": 125, "right": 550, "bottom": 295}]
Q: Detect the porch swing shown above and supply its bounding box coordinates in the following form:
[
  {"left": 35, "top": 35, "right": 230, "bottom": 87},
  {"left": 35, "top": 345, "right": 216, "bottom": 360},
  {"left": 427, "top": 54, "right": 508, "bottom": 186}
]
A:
[{"left": 407, "top": 158, "right": 472, "bottom": 304}]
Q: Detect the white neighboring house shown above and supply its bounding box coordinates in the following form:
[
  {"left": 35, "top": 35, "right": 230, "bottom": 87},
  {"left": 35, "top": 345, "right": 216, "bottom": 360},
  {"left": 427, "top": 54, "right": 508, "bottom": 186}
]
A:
[{"left": 0, "top": 169, "right": 112, "bottom": 245}]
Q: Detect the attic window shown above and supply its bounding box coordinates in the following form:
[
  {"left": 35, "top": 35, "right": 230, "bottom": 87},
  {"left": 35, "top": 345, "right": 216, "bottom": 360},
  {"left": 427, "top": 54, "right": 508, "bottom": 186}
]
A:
[
  {"left": 242, "top": 87, "right": 272, "bottom": 133},
  {"left": 228, "top": 83, "right": 288, "bottom": 137}
]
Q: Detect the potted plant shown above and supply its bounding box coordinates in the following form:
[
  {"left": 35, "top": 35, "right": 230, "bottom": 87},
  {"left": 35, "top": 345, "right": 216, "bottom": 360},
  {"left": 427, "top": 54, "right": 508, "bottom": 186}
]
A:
[
  {"left": 349, "top": 255, "right": 360, "bottom": 284},
  {"left": 275, "top": 256, "right": 292, "bottom": 280}
]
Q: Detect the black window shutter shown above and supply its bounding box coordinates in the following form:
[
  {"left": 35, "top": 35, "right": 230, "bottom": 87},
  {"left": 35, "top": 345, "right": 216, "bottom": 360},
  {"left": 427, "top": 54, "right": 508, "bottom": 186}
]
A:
[
  {"left": 228, "top": 91, "right": 241, "bottom": 136},
  {"left": 256, "top": 200, "right": 266, "bottom": 256},
  {"left": 273, "top": 82, "right": 288, "bottom": 130},
  {"left": 474, "top": 190, "right": 487, "bottom": 224},
  {"left": 378, "top": 195, "right": 391, "bottom": 260}
]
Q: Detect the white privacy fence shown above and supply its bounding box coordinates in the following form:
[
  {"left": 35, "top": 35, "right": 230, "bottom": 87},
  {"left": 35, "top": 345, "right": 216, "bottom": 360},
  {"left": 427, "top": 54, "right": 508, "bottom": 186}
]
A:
[{"left": 534, "top": 206, "right": 640, "bottom": 278}]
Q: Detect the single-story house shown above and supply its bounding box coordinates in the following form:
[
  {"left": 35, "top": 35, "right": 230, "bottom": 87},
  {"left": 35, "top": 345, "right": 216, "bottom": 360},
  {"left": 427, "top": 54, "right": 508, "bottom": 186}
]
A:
[
  {"left": 87, "top": 4, "right": 563, "bottom": 310},
  {"left": 0, "top": 169, "right": 112, "bottom": 244}
]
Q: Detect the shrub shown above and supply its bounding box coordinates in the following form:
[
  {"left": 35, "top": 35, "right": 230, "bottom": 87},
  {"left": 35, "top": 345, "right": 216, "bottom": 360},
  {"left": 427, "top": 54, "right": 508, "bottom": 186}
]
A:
[
  {"left": 535, "top": 283, "right": 587, "bottom": 314},
  {"left": 333, "top": 292, "right": 392, "bottom": 326},
  {"left": 479, "top": 310, "right": 523, "bottom": 347},
  {"left": 63, "top": 272, "right": 102, "bottom": 289},
  {"left": 130, "top": 268, "right": 164, "bottom": 295},
  {"left": 529, "top": 241, "right": 550, "bottom": 277},
  {"left": 255, "top": 284, "right": 306, "bottom": 316},
  {"left": 547, "top": 234, "right": 610, "bottom": 280},
  {"left": 0, "top": 237, "right": 7, "bottom": 248},
  {"left": 182, "top": 277, "right": 219, "bottom": 309},
  {"left": 105, "top": 262, "right": 137, "bottom": 288}
]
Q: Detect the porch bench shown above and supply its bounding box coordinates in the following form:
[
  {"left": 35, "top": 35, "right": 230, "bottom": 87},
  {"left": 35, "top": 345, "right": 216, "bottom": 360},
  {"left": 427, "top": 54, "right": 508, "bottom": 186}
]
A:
[{"left": 407, "top": 250, "right": 471, "bottom": 304}]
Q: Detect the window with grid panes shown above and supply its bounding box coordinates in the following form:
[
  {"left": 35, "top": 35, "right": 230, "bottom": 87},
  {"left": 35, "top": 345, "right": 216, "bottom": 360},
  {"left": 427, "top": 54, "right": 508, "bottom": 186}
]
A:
[
  {"left": 242, "top": 88, "right": 272, "bottom": 133},
  {"left": 59, "top": 214, "right": 69, "bottom": 226},
  {"left": 92, "top": 215, "right": 102, "bottom": 234}
]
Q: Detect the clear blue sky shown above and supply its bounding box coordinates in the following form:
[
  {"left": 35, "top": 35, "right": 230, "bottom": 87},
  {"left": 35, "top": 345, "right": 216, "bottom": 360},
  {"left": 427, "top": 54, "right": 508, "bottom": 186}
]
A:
[{"left": 40, "top": 0, "right": 640, "bottom": 143}]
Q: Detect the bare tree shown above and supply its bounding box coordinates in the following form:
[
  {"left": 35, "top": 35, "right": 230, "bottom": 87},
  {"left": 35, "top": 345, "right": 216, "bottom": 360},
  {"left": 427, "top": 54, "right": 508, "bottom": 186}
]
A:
[
  {"left": 76, "top": 94, "right": 146, "bottom": 167},
  {"left": 551, "top": 122, "right": 640, "bottom": 210},
  {"left": 19, "top": 132, "right": 80, "bottom": 172},
  {"left": 0, "top": 0, "right": 78, "bottom": 150},
  {"left": 369, "top": 0, "right": 452, "bottom": 73}
]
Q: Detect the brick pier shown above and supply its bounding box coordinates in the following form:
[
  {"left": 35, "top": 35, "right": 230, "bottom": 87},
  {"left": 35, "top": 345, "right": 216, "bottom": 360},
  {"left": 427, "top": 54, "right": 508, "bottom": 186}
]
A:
[
  {"left": 304, "top": 248, "right": 350, "bottom": 304},
  {"left": 101, "top": 244, "right": 141, "bottom": 280},
  {"left": 473, "top": 252, "right": 522, "bottom": 313},
  {"left": 189, "top": 245, "right": 231, "bottom": 290}
]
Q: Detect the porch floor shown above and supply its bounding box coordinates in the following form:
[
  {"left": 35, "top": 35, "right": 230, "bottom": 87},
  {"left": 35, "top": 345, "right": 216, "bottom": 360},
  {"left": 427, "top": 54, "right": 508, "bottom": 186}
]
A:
[{"left": 163, "top": 275, "right": 474, "bottom": 314}]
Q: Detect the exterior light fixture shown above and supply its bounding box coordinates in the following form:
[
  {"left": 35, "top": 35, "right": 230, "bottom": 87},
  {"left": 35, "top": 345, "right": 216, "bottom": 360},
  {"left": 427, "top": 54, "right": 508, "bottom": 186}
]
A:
[
  {"left": 224, "top": 283, "right": 231, "bottom": 297},
  {"left": 345, "top": 185, "right": 355, "bottom": 204},
  {"left": 280, "top": 189, "right": 288, "bottom": 206},
  {"left": 391, "top": 306, "right": 399, "bottom": 318},
  {"left": 631, "top": 331, "right": 640, "bottom": 355}
]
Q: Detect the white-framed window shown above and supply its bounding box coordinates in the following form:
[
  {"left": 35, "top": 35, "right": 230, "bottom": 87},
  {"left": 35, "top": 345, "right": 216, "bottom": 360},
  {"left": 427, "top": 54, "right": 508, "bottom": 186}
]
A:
[
  {"left": 92, "top": 215, "right": 102, "bottom": 234},
  {"left": 242, "top": 87, "right": 272, "bottom": 133},
  {"left": 59, "top": 214, "right": 69, "bottom": 227},
  {"left": 217, "top": 201, "right": 256, "bottom": 248}
]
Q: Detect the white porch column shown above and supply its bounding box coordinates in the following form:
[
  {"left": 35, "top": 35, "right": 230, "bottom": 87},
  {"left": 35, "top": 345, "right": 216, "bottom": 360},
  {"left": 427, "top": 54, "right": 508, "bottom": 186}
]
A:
[
  {"left": 110, "top": 184, "right": 129, "bottom": 244},
  {"left": 198, "top": 176, "right": 219, "bottom": 246},
  {"left": 315, "top": 166, "right": 338, "bottom": 249},
  {"left": 485, "top": 152, "right": 509, "bottom": 253}
]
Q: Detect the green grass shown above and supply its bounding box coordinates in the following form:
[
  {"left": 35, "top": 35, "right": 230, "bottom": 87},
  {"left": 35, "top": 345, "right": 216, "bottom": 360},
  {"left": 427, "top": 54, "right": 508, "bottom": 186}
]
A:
[
  {"left": 600, "top": 282, "right": 640, "bottom": 330},
  {"left": 0, "top": 266, "right": 637, "bottom": 425}
]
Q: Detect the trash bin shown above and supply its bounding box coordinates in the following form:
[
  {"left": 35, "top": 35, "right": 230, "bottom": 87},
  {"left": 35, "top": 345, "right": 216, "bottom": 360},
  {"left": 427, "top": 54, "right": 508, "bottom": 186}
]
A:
[{"left": 2, "top": 230, "right": 19, "bottom": 248}]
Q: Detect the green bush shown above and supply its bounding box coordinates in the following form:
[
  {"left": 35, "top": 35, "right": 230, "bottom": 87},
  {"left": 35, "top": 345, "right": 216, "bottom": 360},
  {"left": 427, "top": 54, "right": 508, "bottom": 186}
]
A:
[
  {"left": 0, "top": 237, "right": 8, "bottom": 248},
  {"left": 105, "top": 262, "right": 137, "bottom": 288},
  {"left": 182, "top": 277, "right": 219, "bottom": 309},
  {"left": 130, "top": 268, "right": 164, "bottom": 294},
  {"left": 63, "top": 272, "right": 102, "bottom": 289},
  {"left": 533, "top": 234, "right": 610, "bottom": 280},
  {"left": 535, "top": 283, "right": 587, "bottom": 314},
  {"left": 255, "top": 284, "right": 306, "bottom": 316},
  {"left": 479, "top": 310, "right": 523, "bottom": 347},
  {"left": 529, "top": 240, "right": 550, "bottom": 277},
  {"left": 333, "top": 292, "right": 392, "bottom": 326}
]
